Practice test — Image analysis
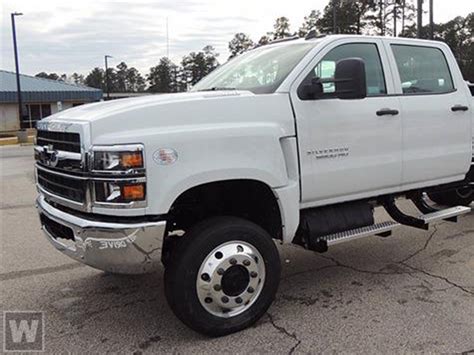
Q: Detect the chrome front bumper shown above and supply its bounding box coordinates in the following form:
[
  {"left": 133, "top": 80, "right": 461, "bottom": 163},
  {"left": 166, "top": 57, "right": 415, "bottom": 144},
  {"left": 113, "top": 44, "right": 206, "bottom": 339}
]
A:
[{"left": 36, "top": 195, "right": 167, "bottom": 274}]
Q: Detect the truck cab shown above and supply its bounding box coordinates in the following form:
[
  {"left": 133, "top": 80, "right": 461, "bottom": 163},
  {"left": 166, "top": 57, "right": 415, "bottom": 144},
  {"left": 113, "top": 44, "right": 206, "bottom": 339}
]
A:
[{"left": 35, "top": 35, "right": 473, "bottom": 336}]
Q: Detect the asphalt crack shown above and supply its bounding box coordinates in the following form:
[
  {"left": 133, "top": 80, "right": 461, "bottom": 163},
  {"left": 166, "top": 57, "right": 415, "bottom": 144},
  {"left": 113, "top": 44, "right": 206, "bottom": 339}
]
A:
[
  {"left": 135, "top": 334, "right": 162, "bottom": 352},
  {"left": 398, "top": 225, "right": 439, "bottom": 264},
  {"left": 0, "top": 263, "right": 86, "bottom": 281},
  {"left": 400, "top": 262, "right": 474, "bottom": 296},
  {"left": 267, "top": 313, "right": 301, "bottom": 354},
  {"left": 318, "top": 254, "right": 404, "bottom": 275}
]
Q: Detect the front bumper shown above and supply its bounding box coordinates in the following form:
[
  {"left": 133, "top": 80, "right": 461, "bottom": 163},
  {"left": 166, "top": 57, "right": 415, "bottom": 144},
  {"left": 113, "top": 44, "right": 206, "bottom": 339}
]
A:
[{"left": 36, "top": 195, "right": 167, "bottom": 274}]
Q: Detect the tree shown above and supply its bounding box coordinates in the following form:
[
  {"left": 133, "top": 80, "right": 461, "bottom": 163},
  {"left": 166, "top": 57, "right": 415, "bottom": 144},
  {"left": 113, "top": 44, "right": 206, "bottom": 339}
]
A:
[
  {"left": 228, "top": 33, "right": 254, "bottom": 59},
  {"left": 70, "top": 73, "right": 85, "bottom": 85},
  {"left": 147, "top": 57, "right": 179, "bottom": 93},
  {"left": 114, "top": 62, "right": 146, "bottom": 92},
  {"left": 298, "top": 10, "right": 321, "bottom": 37},
  {"left": 181, "top": 46, "right": 219, "bottom": 87},
  {"left": 35, "top": 72, "right": 63, "bottom": 81},
  {"left": 402, "top": 13, "right": 474, "bottom": 82},
  {"left": 115, "top": 62, "right": 129, "bottom": 92},
  {"left": 318, "top": 0, "right": 375, "bottom": 35},
  {"left": 126, "top": 67, "right": 146, "bottom": 92},
  {"left": 272, "top": 17, "right": 292, "bottom": 39},
  {"left": 258, "top": 35, "right": 271, "bottom": 46},
  {"left": 104, "top": 68, "right": 118, "bottom": 92},
  {"left": 85, "top": 67, "right": 105, "bottom": 90},
  {"left": 203, "top": 45, "right": 219, "bottom": 74},
  {"left": 365, "top": 0, "right": 416, "bottom": 36}
]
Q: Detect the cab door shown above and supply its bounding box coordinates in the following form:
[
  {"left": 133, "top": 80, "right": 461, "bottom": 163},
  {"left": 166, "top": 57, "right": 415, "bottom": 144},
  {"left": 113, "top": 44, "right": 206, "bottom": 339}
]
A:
[
  {"left": 290, "top": 39, "right": 402, "bottom": 206},
  {"left": 385, "top": 41, "right": 472, "bottom": 187}
]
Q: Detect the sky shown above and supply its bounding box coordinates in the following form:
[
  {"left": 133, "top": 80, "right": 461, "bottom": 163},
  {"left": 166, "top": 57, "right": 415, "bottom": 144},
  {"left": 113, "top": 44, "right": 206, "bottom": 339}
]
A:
[{"left": 1, "top": 0, "right": 472, "bottom": 77}]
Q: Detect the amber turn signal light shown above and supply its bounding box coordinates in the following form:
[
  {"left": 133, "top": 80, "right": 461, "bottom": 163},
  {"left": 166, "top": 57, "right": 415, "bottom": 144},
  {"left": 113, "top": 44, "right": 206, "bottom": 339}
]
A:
[
  {"left": 121, "top": 184, "right": 145, "bottom": 201},
  {"left": 121, "top": 152, "right": 143, "bottom": 168}
]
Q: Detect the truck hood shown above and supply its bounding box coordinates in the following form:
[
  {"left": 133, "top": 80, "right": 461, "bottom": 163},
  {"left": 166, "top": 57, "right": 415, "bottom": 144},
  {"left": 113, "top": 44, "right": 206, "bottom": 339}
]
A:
[
  {"left": 43, "top": 90, "right": 295, "bottom": 143},
  {"left": 49, "top": 91, "right": 253, "bottom": 123}
]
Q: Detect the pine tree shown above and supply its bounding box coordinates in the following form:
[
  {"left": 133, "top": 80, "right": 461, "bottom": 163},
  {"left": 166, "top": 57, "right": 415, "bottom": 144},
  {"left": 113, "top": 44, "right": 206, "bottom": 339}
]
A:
[
  {"left": 272, "top": 17, "right": 292, "bottom": 39},
  {"left": 298, "top": 10, "right": 321, "bottom": 37},
  {"left": 228, "top": 33, "right": 254, "bottom": 59}
]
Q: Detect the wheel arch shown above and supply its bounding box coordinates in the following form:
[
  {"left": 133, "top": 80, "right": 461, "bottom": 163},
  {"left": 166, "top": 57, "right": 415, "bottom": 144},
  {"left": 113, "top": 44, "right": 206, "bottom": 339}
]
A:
[{"left": 167, "top": 179, "right": 284, "bottom": 240}]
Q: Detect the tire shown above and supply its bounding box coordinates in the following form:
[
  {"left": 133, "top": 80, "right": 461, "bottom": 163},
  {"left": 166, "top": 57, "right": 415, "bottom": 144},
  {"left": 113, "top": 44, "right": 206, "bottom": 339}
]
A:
[
  {"left": 164, "top": 216, "right": 281, "bottom": 336},
  {"left": 428, "top": 187, "right": 474, "bottom": 207}
]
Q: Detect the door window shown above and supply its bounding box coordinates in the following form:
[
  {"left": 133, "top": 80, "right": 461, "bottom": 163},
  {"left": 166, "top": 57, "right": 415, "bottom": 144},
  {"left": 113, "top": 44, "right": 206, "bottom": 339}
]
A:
[
  {"left": 312, "top": 43, "right": 387, "bottom": 96},
  {"left": 391, "top": 45, "right": 454, "bottom": 94}
]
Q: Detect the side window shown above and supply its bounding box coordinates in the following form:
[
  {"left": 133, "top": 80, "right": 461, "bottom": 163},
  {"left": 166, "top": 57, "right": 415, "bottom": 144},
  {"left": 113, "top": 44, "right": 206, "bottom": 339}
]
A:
[
  {"left": 391, "top": 45, "right": 454, "bottom": 94},
  {"left": 312, "top": 43, "right": 387, "bottom": 96}
]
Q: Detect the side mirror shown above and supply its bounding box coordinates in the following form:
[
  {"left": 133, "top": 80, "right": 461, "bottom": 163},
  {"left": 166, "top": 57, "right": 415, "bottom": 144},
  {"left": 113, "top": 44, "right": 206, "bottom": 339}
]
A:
[
  {"left": 334, "top": 58, "right": 367, "bottom": 100},
  {"left": 298, "top": 77, "right": 323, "bottom": 100}
]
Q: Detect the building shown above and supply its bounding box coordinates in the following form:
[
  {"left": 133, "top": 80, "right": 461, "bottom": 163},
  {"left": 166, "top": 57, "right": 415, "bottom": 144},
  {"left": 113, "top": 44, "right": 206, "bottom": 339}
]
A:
[{"left": 0, "top": 70, "right": 102, "bottom": 133}]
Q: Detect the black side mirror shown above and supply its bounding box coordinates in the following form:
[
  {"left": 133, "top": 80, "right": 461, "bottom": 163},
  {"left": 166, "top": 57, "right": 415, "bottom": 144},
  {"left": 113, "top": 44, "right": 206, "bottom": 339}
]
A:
[
  {"left": 334, "top": 58, "right": 367, "bottom": 100},
  {"left": 298, "top": 77, "right": 323, "bottom": 100}
]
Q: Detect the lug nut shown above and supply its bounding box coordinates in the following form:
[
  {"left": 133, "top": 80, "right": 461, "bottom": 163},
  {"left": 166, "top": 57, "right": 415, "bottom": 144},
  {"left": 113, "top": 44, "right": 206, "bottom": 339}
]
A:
[
  {"left": 217, "top": 268, "right": 225, "bottom": 275},
  {"left": 213, "top": 284, "right": 222, "bottom": 291},
  {"left": 201, "top": 273, "right": 210, "bottom": 282},
  {"left": 221, "top": 296, "right": 229, "bottom": 303},
  {"left": 205, "top": 297, "right": 213, "bottom": 304},
  {"left": 235, "top": 297, "right": 243, "bottom": 304},
  {"left": 250, "top": 271, "right": 258, "bottom": 278},
  {"left": 243, "top": 259, "right": 251, "bottom": 266},
  {"left": 230, "top": 258, "right": 237, "bottom": 265},
  {"left": 247, "top": 287, "right": 254, "bottom": 293}
]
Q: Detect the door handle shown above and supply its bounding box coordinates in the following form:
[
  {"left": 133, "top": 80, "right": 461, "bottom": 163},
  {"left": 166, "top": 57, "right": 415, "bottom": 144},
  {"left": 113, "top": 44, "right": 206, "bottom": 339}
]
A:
[
  {"left": 451, "top": 105, "right": 469, "bottom": 112},
  {"left": 376, "top": 108, "right": 399, "bottom": 116}
]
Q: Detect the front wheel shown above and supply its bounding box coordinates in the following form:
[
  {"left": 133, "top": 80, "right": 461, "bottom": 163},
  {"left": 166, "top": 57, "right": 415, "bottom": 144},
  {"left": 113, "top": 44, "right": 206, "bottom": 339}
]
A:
[
  {"left": 164, "top": 217, "right": 281, "bottom": 336},
  {"left": 428, "top": 186, "right": 473, "bottom": 207}
]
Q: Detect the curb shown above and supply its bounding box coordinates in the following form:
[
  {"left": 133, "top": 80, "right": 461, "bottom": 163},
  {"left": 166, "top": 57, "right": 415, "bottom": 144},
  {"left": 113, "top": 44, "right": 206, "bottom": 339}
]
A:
[{"left": 0, "top": 136, "right": 35, "bottom": 146}]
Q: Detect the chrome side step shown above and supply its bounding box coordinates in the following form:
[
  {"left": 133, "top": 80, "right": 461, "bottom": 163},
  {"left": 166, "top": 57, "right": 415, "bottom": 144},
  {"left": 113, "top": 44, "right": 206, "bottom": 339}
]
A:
[
  {"left": 317, "top": 206, "right": 470, "bottom": 247},
  {"left": 319, "top": 221, "right": 400, "bottom": 246},
  {"left": 420, "top": 206, "right": 471, "bottom": 223}
]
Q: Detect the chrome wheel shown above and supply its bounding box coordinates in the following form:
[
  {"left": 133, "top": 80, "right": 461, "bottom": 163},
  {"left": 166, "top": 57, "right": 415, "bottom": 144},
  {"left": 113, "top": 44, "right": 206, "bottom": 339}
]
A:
[{"left": 196, "top": 240, "right": 265, "bottom": 318}]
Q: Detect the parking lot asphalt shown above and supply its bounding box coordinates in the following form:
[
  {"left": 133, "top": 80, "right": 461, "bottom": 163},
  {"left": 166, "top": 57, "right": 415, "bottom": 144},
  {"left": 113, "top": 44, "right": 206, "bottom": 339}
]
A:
[{"left": 1, "top": 145, "right": 473, "bottom": 354}]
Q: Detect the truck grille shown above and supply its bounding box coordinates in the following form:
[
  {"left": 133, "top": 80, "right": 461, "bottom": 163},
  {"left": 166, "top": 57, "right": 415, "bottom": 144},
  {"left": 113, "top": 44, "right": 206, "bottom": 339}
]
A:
[
  {"left": 37, "top": 168, "right": 87, "bottom": 203},
  {"left": 36, "top": 130, "right": 81, "bottom": 153}
]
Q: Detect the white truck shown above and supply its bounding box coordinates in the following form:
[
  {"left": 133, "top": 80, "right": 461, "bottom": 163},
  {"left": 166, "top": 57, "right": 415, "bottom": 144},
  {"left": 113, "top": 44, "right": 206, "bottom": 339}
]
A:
[{"left": 35, "top": 35, "right": 473, "bottom": 336}]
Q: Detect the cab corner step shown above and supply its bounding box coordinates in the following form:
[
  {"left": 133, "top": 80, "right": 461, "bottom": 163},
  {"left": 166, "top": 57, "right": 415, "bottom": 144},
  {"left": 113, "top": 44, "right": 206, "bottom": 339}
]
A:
[
  {"left": 420, "top": 206, "right": 471, "bottom": 223},
  {"left": 382, "top": 196, "right": 471, "bottom": 230}
]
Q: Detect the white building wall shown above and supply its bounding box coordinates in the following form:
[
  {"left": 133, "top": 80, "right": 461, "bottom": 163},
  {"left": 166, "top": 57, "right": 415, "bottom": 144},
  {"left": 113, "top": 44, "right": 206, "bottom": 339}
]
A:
[{"left": 0, "top": 104, "right": 20, "bottom": 132}]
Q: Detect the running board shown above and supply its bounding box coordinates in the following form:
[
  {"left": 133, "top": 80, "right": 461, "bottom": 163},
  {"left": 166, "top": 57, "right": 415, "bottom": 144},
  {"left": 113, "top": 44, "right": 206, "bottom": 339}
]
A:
[
  {"left": 317, "top": 206, "right": 470, "bottom": 247},
  {"left": 319, "top": 221, "right": 400, "bottom": 246}
]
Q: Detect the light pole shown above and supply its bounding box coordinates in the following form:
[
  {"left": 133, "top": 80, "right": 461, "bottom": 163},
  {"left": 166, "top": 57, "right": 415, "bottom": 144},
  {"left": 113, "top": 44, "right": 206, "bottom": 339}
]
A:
[
  {"left": 417, "top": 0, "right": 423, "bottom": 38},
  {"left": 104, "top": 55, "right": 113, "bottom": 100},
  {"left": 429, "top": 0, "right": 434, "bottom": 39},
  {"left": 11, "top": 12, "right": 28, "bottom": 129}
]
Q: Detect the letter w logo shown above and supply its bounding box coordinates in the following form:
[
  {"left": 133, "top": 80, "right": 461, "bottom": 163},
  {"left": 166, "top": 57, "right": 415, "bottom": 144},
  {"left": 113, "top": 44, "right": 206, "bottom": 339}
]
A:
[{"left": 8, "top": 319, "right": 39, "bottom": 343}]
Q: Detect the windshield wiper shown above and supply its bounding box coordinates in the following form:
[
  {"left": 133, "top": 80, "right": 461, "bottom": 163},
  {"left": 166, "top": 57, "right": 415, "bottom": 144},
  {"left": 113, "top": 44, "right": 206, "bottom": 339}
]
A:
[{"left": 198, "top": 87, "right": 237, "bottom": 92}]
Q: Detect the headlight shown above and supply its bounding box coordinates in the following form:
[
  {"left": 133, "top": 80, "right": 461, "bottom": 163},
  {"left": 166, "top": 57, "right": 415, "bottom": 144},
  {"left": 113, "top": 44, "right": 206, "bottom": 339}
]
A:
[
  {"left": 94, "top": 181, "right": 146, "bottom": 203},
  {"left": 91, "top": 144, "right": 146, "bottom": 207},
  {"left": 93, "top": 145, "right": 144, "bottom": 172}
]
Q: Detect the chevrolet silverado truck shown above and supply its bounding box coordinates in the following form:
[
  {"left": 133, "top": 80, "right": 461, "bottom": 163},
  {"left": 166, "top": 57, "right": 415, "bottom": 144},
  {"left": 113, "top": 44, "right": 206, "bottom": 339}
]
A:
[{"left": 35, "top": 34, "right": 473, "bottom": 336}]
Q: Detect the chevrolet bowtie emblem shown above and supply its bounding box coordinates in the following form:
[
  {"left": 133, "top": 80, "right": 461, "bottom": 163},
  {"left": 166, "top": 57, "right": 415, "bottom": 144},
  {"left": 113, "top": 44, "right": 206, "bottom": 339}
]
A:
[{"left": 42, "top": 145, "right": 59, "bottom": 167}]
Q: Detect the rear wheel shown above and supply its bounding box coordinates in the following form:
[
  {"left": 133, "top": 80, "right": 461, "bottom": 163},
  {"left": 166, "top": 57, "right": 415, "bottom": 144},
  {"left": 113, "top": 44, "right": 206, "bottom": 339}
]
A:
[
  {"left": 428, "top": 186, "right": 473, "bottom": 207},
  {"left": 164, "top": 217, "right": 281, "bottom": 336}
]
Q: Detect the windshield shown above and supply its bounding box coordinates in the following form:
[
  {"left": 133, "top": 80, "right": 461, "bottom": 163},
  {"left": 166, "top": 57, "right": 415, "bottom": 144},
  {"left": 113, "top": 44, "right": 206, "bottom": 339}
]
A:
[{"left": 192, "top": 42, "right": 315, "bottom": 94}]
